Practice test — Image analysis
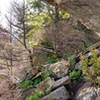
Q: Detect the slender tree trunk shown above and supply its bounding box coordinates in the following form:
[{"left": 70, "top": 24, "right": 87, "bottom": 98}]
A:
[
  {"left": 22, "top": 0, "right": 34, "bottom": 68},
  {"left": 53, "top": 4, "right": 60, "bottom": 56},
  {"left": 28, "top": 49, "right": 34, "bottom": 67},
  {"left": 55, "top": 4, "right": 59, "bottom": 23},
  {"left": 9, "top": 13, "right": 13, "bottom": 75}
]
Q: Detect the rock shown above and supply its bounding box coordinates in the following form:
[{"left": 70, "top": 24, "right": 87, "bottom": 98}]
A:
[
  {"left": 75, "top": 85, "right": 100, "bottom": 100},
  {"left": 22, "top": 67, "right": 39, "bottom": 81},
  {"left": 21, "top": 78, "right": 55, "bottom": 100},
  {"left": 63, "top": 0, "right": 100, "bottom": 33},
  {"left": 37, "top": 77, "right": 55, "bottom": 94},
  {"left": 48, "top": 60, "right": 70, "bottom": 78},
  {"left": 75, "top": 61, "right": 82, "bottom": 70},
  {"left": 31, "top": 67, "right": 39, "bottom": 76},
  {"left": 52, "top": 76, "right": 70, "bottom": 89},
  {"left": 41, "top": 86, "right": 70, "bottom": 100},
  {"left": 21, "top": 88, "right": 35, "bottom": 100}
]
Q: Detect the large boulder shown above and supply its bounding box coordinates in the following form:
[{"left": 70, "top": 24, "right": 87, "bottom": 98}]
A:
[
  {"left": 41, "top": 86, "right": 70, "bottom": 100},
  {"left": 48, "top": 60, "right": 70, "bottom": 79},
  {"left": 21, "top": 76, "right": 70, "bottom": 100},
  {"left": 75, "top": 82, "right": 100, "bottom": 100}
]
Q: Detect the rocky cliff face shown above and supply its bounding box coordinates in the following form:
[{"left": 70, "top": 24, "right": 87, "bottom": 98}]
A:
[
  {"left": 20, "top": 44, "right": 100, "bottom": 100},
  {"left": 62, "top": 0, "right": 100, "bottom": 33},
  {"left": 43, "top": 0, "right": 100, "bottom": 58}
]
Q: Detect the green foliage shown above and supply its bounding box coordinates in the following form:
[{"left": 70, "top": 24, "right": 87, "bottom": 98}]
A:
[
  {"left": 27, "top": 12, "right": 52, "bottom": 47},
  {"left": 19, "top": 78, "right": 42, "bottom": 89},
  {"left": 27, "top": 0, "right": 71, "bottom": 48},
  {"left": 32, "top": 77, "right": 42, "bottom": 86},
  {"left": 41, "top": 70, "right": 50, "bottom": 80},
  {"left": 28, "top": 95, "right": 39, "bottom": 100},
  {"left": 68, "top": 55, "right": 76, "bottom": 66},
  {"left": 19, "top": 80, "right": 33, "bottom": 89},
  {"left": 69, "top": 69, "right": 82, "bottom": 81},
  {"left": 96, "top": 77, "right": 100, "bottom": 86},
  {"left": 31, "top": 0, "right": 43, "bottom": 10},
  {"left": 41, "top": 69, "right": 54, "bottom": 80},
  {"left": 35, "top": 90, "right": 44, "bottom": 97},
  {"left": 32, "top": 70, "right": 54, "bottom": 86},
  {"left": 41, "top": 39, "right": 59, "bottom": 64},
  {"left": 59, "top": 10, "right": 70, "bottom": 20},
  {"left": 28, "top": 90, "right": 44, "bottom": 100},
  {"left": 20, "top": 70, "right": 52, "bottom": 89},
  {"left": 47, "top": 54, "right": 59, "bottom": 64},
  {"left": 81, "top": 49, "right": 100, "bottom": 86},
  {"left": 41, "top": 39, "right": 54, "bottom": 49}
]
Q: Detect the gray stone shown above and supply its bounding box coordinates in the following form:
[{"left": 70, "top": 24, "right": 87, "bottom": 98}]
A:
[
  {"left": 52, "top": 76, "right": 70, "bottom": 89},
  {"left": 36, "top": 77, "right": 55, "bottom": 94},
  {"left": 75, "top": 61, "right": 82, "bottom": 70},
  {"left": 75, "top": 86, "right": 100, "bottom": 100},
  {"left": 48, "top": 60, "right": 70, "bottom": 78},
  {"left": 41, "top": 86, "right": 70, "bottom": 100},
  {"left": 21, "top": 88, "right": 35, "bottom": 100}
]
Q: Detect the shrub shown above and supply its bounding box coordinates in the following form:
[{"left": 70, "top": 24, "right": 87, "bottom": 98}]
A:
[
  {"left": 32, "top": 77, "right": 42, "bottom": 86},
  {"left": 47, "top": 53, "right": 59, "bottom": 64},
  {"left": 41, "top": 70, "right": 51, "bottom": 80},
  {"left": 28, "top": 95, "right": 39, "bottom": 100},
  {"left": 40, "top": 67, "right": 54, "bottom": 80},
  {"left": 69, "top": 69, "right": 82, "bottom": 81},
  {"left": 81, "top": 49, "right": 100, "bottom": 86},
  {"left": 68, "top": 55, "right": 76, "bottom": 66},
  {"left": 28, "top": 90, "right": 44, "bottom": 100},
  {"left": 19, "top": 80, "right": 33, "bottom": 89},
  {"left": 19, "top": 78, "right": 42, "bottom": 89}
]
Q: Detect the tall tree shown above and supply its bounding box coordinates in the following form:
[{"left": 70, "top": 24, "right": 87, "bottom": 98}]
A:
[{"left": 6, "top": 0, "right": 34, "bottom": 67}]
